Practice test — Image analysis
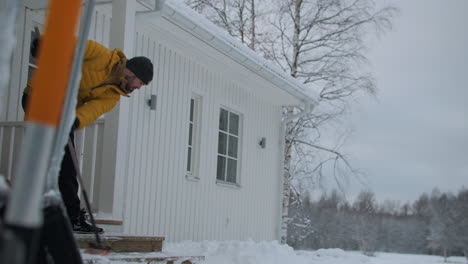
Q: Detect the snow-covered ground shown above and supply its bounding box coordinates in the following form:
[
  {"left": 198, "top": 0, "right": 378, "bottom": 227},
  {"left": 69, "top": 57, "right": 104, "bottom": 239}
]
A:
[
  {"left": 83, "top": 240, "right": 467, "bottom": 264},
  {"left": 164, "top": 240, "right": 466, "bottom": 264}
]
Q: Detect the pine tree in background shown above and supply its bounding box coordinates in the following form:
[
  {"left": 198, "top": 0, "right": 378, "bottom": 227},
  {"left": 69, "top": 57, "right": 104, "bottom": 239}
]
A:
[
  {"left": 428, "top": 190, "right": 459, "bottom": 261},
  {"left": 285, "top": 187, "right": 467, "bottom": 259},
  {"left": 455, "top": 188, "right": 468, "bottom": 261},
  {"left": 351, "top": 190, "right": 378, "bottom": 255},
  {"left": 413, "top": 193, "right": 431, "bottom": 253}
]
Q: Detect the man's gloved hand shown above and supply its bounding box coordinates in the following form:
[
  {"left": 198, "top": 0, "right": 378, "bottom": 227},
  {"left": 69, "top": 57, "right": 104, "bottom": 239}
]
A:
[
  {"left": 30, "top": 27, "right": 41, "bottom": 59},
  {"left": 72, "top": 118, "right": 80, "bottom": 130}
]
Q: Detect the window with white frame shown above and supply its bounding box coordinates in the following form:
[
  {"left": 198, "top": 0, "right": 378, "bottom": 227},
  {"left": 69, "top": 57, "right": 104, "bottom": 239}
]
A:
[
  {"left": 216, "top": 108, "right": 240, "bottom": 184},
  {"left": 186, "top": 96, "right": 201, "bottom": 178}
]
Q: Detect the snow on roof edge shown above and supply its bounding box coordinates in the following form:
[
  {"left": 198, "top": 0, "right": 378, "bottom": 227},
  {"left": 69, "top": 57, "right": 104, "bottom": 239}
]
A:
[{"left": 160, "top": 0, "right": 319, "bottom": 106}]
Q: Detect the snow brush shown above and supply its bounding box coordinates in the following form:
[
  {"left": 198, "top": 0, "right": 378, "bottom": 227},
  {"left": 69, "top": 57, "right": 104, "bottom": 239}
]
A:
[
  {"left": 68, "top": 139, "right": 112, "bottom": 256},
  {"left": 39, "top": 0, "right": 110, "bottom": 259},
  {"left": 0, "top": 0, "right": 86, "bottom": 263},
  {"left": 42, "top": 0, "right": 110, "bottom": 256}
]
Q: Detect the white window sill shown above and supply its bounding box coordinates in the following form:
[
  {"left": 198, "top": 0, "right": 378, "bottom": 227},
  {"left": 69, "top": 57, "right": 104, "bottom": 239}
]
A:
[
  {"left": 185, "top": 174, "right": 200, "bottom": 182},
  {"left": 216, "top": 180, "right": 241, "bottom": 189}
]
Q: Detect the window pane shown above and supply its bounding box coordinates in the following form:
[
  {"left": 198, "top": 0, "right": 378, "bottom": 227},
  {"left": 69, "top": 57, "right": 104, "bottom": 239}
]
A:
[
  {"left": 219, "top": 109, "right": 228, "bottom": 131},
  {"left": 188, "top": 123, "right": 193, "bottom": 146},
  {"left": 218, "top": 132, "right": 227, "bottom": 155},
  {"left": 228, "top": 135, "right": 238, "bottom": 158},
  {"left": 187, "top": 147, "right": 192, "bottom": 172},
  {"left": 229, "top": 112, "right": 239, "bottom": 135},
  {"left": 226, "top": 158, "right": 237, "bottom": 183},
  {"left": 216, "top": 156, "right": 226, "bottom": 181},
  {"left": 190, "top": 99, "right": 194, "bottom": 122}
]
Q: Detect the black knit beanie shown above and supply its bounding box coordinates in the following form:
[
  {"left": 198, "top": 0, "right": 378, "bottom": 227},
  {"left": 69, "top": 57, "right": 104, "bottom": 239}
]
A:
[{"left": 126, "top": 56, "right": 153, "bottom": 85}]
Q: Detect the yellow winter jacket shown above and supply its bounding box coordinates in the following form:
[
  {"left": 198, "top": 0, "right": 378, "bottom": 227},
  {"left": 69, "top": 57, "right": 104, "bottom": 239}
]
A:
[{"left": 25, "top": 40, "right": 129, "bottom": 129}]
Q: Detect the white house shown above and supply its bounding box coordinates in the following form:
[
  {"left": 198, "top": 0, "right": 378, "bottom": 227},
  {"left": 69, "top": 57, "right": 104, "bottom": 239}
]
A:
[{"left": 0, "top": 0, "right": 317, "bottom": 242}]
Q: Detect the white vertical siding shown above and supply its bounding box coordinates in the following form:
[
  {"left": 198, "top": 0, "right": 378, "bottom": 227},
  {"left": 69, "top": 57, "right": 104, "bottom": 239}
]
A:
[
  {"left": 2, "top": 3, "right": 284, "bottom": 242},
  {"left": 89, "top": 6, "right": 111, "bottom": 46},
  {"left": 123, "top": 28, "right": 282, "bottom": 242},
  {"left": 0, "top": 123, "right": 25, "bottom": 182}
]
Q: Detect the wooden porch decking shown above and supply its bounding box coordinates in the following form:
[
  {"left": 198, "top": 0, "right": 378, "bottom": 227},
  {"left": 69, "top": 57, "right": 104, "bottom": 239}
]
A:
[
  {"left": 83, "top": 256, "right": 204, "bottom": 264},
  {"left": 76, "top": 234, "right": 205, "bottom": 264}
]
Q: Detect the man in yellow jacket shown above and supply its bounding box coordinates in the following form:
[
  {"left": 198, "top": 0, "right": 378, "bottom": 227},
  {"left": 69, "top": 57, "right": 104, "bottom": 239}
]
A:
[{"left": 23, "top": 39, "right": 153, "bottom": 233}]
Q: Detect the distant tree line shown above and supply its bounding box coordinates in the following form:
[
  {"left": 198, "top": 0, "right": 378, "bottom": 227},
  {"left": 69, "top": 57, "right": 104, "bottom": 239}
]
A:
[{"left": 287, "top": 188, "right": 468, "bottom": 262}]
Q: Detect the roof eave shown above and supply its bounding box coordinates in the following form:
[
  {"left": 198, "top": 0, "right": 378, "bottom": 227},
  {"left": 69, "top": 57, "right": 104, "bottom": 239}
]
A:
[{"left": 141, "top": 0, "right": 319, "bottom": 107}]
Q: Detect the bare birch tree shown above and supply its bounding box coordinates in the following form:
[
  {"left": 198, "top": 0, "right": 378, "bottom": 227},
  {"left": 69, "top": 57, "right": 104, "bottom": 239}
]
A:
[
  {"left": 264, "top": 0, "right": 396, "bottom": 243},
  {"left": 186, "top": 0, "right": 398, "bottom": 243},
  {"left": 185, "top": 0, "right": 263, "bottom": 49}
]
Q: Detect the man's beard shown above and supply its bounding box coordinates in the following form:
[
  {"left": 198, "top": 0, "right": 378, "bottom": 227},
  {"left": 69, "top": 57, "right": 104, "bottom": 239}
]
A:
[{"left": 120, "top": 81, "right": 132, "bottom": 94}]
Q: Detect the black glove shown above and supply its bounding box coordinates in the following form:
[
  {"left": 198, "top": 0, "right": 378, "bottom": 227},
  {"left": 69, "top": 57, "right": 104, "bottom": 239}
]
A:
[
  {"left": 30, "top": 27, "right": 41, "bottom": 59},
  {"left": 30, "top": 38, "right": 40, "bottom": 59},
  {"left": 72, "top": 118, "right": 80, "bottom": 130}
]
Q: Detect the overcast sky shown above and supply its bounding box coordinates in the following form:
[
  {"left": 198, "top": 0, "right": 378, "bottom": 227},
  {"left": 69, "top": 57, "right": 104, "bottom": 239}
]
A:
[{"left": 332, "top": 0, "right": 468, "bottom": 203}]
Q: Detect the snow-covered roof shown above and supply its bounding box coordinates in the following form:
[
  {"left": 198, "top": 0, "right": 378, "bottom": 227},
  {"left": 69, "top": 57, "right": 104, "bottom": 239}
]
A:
[
  {"left": 148, "top": 0, "right": 319, "bottom": 107},
  {"left": 24, "top": 0, "right": 318, "bottom": 106}
]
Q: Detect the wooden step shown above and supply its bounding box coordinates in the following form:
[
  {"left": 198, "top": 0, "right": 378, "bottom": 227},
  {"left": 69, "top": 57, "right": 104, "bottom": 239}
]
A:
[
  {"left": 75, "top": 234, "right": 165, "bottom": 252},
  {"left": 82, "top": 253, "right": 205, "bottom": 264}
]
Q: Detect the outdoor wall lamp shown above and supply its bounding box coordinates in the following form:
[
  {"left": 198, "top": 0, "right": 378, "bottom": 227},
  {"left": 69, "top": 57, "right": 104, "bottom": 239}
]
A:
[
  {"left": 259, "top": 137, "right": 266, "bottom": 149},
  {"left": 147, "top": 94, "right": 157, "bottom": 110}
]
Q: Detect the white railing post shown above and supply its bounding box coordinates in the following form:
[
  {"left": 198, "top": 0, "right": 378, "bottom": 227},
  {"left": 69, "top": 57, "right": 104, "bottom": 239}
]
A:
[
  {"left": 0, "top": 122, "right": 26, "bottom": 183},
  {"left": 97, "top": 0, "right": 136, "bottom": 221}
]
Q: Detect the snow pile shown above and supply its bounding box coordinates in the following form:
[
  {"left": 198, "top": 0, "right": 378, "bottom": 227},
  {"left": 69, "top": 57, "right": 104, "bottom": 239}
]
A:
[
  {"left": 297, "top": 249, "right": 369, "bottom": 264},
  {"left": 82, "top": 240, "right": 467, "bottom": 264},
  {"left": 314, "top": 248, "right": 347, "bottom": 257},
  {"left": 297, "top": 249, "right": 467, "bottom": 264},
  {"left": 164, "top": 240, "right": 311, "bottom": 264},
  {"left": 164, "top": 240, "right": 467, "bottom": 264}
]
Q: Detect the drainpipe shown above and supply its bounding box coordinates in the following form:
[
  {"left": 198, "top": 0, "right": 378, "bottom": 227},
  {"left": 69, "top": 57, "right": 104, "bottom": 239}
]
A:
[{"left": 278, "top": 101, "right": 315, "bottom": 243}]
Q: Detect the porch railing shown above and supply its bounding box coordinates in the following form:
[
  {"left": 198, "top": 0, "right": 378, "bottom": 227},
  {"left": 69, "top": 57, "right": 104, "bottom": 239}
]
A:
[
  {"left": 0, "top": 120, "right": 104, "bottom": 210},
  {"left": 0, "top": 122, "right": 25, "bottom": 184}
]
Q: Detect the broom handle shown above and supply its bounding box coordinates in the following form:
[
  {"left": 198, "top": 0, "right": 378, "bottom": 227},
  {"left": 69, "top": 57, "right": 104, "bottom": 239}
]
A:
[{"left": 67, "top": 138, "right": 103, "bottom": 246}]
